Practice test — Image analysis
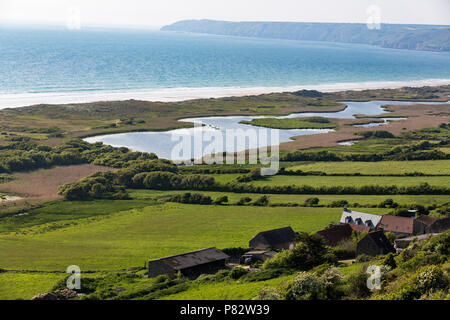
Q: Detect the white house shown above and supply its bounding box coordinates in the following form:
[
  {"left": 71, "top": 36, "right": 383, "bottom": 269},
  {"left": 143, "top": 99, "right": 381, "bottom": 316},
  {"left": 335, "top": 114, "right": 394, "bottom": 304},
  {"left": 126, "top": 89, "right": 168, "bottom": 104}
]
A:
[{"left": 340, "top": 209, "right": 382, "bottom": 230}]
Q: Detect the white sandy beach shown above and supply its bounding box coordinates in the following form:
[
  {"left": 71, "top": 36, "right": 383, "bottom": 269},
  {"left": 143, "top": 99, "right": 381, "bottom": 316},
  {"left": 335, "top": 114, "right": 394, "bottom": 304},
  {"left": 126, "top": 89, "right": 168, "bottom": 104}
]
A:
[{"left": 1, "top": 78, "right": 450, "bottom": 110}]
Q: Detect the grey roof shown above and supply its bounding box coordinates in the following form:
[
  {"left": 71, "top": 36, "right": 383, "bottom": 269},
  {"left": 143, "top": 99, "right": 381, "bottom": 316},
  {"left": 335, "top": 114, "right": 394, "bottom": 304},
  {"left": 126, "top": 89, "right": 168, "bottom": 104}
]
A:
[
  {"left": 149, "top": 247, "right": 229, "bottom": 271},
  {"left": 250, "top": 227, "right": 297, "bottom": 246},
  {"left": 340, "top": 209, "right": 382, "bottom": 228},
  {"left": 366, "top": 230, "right": 395, "bottom": 253},
  {"left": 243, "top": 250, "right": 277, "bottom": 257}
]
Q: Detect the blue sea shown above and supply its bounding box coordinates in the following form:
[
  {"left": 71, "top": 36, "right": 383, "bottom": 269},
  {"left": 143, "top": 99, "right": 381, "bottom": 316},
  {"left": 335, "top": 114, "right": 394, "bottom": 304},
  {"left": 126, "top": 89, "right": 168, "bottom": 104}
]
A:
[{"left": 1, "top": 26, "right": 450, "bottom": 108}]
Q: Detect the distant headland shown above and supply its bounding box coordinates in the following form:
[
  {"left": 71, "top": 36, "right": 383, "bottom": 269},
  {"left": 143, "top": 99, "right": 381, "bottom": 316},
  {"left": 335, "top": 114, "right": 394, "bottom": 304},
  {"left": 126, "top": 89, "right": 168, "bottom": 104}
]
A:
[{"left": 162, "top": 19, "right": 450, "bottom": 52}]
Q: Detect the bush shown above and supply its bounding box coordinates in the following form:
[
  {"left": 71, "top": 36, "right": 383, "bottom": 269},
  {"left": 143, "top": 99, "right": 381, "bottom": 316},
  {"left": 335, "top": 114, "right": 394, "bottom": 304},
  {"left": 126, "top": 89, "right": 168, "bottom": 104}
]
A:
[
  {"left": 304, "top": 197, "right": 319, "bottom": 207},
  {"left": 264, "top": 233, "right": 329, "bottom": 271},
  {"left": 253, "top": 195, "right": 270, "bottom": 206},
  {"left": 348, "top": 269, "right": 371, "bottom": 298},
  {"left": 286, "top": 272, "right": 326, "bottom": 300},
  {"left": 356, "top": 254, "right": 373, "bottom": 263},
  {"left": 378, "top": 198, "right": 399, "bottom": 208},
  {"left": 285, "top": 267, "right": 343, "bottom": 300},
  {"left": 235, "top": 197, "right": 252, "bottom": 205},
  {"left": 414, "top": 265, "right": 448, "bottom": 292},
  {"left": 230, "top": 267, "right": 249, "bottom": 280},
  {"left": 382, "top": 253, "right": 397, "bottom": 269},
  {"left": 168, "top": 193, "right": 213, "bottom": 205},
  {"left": 329, "top": 200, "right": 349, "bottom": 208},
  {"left": 254, "top": 287, "right": 282, "bottom": 300},
  {"left": 154, "top": 275, "right": 170, "bottom": 284},
  {"left": 213, "top": 196, "right": 228, "bottom": 205}
]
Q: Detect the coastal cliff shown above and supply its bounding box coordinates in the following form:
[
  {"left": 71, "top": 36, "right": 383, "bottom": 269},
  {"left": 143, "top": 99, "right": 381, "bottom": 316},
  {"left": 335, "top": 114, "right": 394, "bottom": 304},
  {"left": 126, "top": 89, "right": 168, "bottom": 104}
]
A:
[{"left": 162, "top": 20, "right": 450, "bottom": 52}]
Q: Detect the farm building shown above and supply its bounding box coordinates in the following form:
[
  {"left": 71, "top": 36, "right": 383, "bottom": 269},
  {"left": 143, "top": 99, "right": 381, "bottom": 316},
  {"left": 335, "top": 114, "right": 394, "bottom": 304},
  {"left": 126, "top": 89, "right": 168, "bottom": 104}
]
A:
[
  {"left": 249, "top": 227, "right": 297, "bottom": 250},
  {"left": 356, "top": 230, "right": 396, "bottom": 257},
  {"left": 240, "top": 250, "right": 277, "bottom": 265},
  {"left": 415, "top": 216, "right": 450, "bottom": 234},
  {"left": 317, "top": 224, "right": 353, "bottom": 246},
  {"left": 340, "top": 209, "right": 382, "bottom": 230},
  {"left": 348, "top": 223, "right": 371, "bottom": 233},
  {"left": 378, "top": 215, "right": 420, "bottom": 236},
  {"left": 148, "top": 247, "right": 229, "bottom": 279}
]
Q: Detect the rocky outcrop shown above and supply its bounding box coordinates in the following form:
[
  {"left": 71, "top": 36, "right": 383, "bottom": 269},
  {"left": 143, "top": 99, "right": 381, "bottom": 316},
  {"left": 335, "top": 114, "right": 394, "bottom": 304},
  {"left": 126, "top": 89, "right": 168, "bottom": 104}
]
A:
[{"left": 30, "top": 292, "right": 58, "bottom": 300}]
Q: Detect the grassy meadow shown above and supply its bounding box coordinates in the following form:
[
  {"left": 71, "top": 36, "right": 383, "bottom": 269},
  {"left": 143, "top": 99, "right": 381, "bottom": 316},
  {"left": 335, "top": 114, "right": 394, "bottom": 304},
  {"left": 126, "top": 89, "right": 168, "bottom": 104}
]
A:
[
  {"left": 129, "top": 189, "right": 450, "bottom": 207},
  {"left": 285, "top": 160, "right": 450, "bottom": 175},
  {"left": 0, "top": 272, "right": 67, "bottom": 300},
  {"left": 158, "top": 275, "right": 294, "bottom": 300},
  {"left": 212, "top": 173, "right": 450, "bottom": 188},
  {"left": 0, "top": 202, "right": 348, "bottom": 271}
]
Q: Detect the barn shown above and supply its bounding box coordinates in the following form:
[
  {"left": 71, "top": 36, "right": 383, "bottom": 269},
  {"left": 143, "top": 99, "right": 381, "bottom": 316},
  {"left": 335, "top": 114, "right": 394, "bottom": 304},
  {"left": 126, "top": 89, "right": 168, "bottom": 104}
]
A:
[
  {"left": 378, "top": 215, "right": 420, "bottom": 236},
  {"left": 356, "top": 230, "right": 396, "bottom": 256},
  {"left": 148, "top": 247, "right": 229, "bottom": 279},
  {"left": 317, "top": 224, "right": 354, "bottom": 246},
  {"left": 249, "top": 227, "right": 297, "bottom": 250},
  {"left": 415, "top": 215, "right": 450, "bottom": 234}
]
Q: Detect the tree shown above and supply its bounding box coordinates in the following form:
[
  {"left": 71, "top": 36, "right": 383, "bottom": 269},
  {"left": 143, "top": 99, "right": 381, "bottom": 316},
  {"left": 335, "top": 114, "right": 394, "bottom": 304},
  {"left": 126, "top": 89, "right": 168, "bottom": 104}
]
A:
[
  {"left": 253, "top": 195, "right": 270, "bottom": 206},
  {"left": 304, "top": 197, "right": 319, "bottom": 207},
  {"left": 213, "top": 196, "right": 229, "bottom": 205}
]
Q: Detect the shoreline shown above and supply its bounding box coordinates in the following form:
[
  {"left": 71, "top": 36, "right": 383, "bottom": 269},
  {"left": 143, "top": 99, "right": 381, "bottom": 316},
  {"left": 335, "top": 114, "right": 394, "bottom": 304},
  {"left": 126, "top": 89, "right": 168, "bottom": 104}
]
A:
[{"left": 1, "top": 78, "right": 450, "bottom": 109}]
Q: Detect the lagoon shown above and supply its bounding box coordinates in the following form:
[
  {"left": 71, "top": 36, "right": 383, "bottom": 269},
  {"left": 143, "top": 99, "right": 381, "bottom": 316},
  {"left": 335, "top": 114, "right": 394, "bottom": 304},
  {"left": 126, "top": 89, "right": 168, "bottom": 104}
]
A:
[{"left": 84, "top": 99, "right": 450, "bottom": 160}]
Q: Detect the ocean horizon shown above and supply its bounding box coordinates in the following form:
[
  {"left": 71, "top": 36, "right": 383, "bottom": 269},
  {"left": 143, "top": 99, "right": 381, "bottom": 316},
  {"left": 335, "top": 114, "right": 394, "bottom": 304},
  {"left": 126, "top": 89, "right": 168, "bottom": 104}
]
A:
[{"left": 1, "top": 26, "right": 450, "bottom": 108}]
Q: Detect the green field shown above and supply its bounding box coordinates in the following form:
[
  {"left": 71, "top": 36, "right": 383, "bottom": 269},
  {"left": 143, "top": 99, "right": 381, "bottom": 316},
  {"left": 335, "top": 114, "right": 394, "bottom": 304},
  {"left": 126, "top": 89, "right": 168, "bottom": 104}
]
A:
[
  {"left": 286, "top": 160, "right": 450, "bottom": 175},
  {"left": 130, "top": 189, "right": 450, "bottom": 207},
  {"left": 303, "top": 138, "right": 413, "bottom": 155},
  {"left": 159, "top": 275, "right": 294, "bottom": 300},
  {"left": 0, "top": 272, "right": 67, "bottom": 300},
  {"left": 0, "top": 200, "right": 156, "bottom": 233},
  {"left": 0, "top": 202, "right": 347, "bottom": 271},
  {"left": 212, "top": 174, "right": 450, "bottom": 188}
]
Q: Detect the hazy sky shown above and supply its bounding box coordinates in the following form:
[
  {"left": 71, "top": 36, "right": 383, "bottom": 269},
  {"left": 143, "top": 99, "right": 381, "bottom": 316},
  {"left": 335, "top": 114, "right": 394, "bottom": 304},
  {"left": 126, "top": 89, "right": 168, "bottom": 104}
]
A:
[{"left": 1, "top": 0, "right": 449, "bottom": 28}]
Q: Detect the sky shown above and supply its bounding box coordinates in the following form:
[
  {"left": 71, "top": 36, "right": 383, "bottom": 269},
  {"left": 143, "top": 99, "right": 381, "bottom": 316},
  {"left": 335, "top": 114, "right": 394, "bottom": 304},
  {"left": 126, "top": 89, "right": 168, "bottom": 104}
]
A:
[{"left": 0, "top": 0, "right": 449, "bottom": 29}]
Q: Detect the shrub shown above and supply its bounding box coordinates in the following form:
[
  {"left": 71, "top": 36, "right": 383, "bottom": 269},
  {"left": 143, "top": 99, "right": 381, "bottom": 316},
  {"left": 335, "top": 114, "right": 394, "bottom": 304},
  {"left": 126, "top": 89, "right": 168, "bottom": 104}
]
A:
[
  {"left": 286, "top": 272, "right": 326, "bottom": 300},
  {"left": 168, "top": 193, "right": 213, "bottom": 205},
  {"left": 414, "top": 266, "right": 448, "bottom": 292},
  {"left": 348, "top": 269, "right": 371, "bottom": 298},
  {"left": 378, "top": 198, "right": 399, "bottom": 208},
  {"left": 304, "top": 197, "right": 320, "bottom": 207},
  {"left": 253, "top": 195, "right": 270, "bottom": 206},
  {"left": 213, "top": 196, "right": 228, "bottom": 205},
  {"left": 235, "top": 197, "right": 252, "bottom": 205},
  {"left": 154, "top": 275, "right": 170, "bottom": 284},
  {"left": 329, "top": 200, "right": 349, "bottom": 208},
  {"left": 382, "top": 253, "right": 397, "bottom": 269},
  {"left": 254, "top": 287, "right": 282, "bottom": 300},
  {"left": 356, "top": 254, "right": 373, "bottom": 263},
  {"left": 230, "top": 267, "right": 249, "bottom": 280}
]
